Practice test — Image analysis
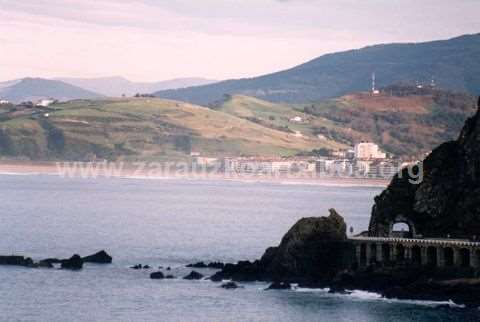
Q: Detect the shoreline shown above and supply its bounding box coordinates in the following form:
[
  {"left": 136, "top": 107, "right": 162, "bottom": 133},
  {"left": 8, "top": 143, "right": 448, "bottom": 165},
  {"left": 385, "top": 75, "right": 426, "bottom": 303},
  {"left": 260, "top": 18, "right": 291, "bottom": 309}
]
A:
[{"left": 0, "top": 161, "right": 389, "bottom": 187}]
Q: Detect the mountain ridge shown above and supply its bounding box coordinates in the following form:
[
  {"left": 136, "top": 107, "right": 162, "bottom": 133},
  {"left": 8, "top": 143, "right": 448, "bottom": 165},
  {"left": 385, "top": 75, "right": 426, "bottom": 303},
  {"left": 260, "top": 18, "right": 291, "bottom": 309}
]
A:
[
  {"left": 57, "top": 76, "right": 218, "bottom": 97},
  {"left": 0, "top": 78, "right": 103, "bottom": 104},
  {"left": 154, "top": 33, "right": 480, "bottom": 105}
]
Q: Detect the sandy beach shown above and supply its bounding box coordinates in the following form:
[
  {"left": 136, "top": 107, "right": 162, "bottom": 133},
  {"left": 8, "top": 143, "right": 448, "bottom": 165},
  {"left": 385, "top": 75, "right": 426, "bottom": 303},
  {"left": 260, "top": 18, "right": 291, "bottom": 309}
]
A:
[{"left": 0, "top": 160, "right": 389, "bottom": 187}]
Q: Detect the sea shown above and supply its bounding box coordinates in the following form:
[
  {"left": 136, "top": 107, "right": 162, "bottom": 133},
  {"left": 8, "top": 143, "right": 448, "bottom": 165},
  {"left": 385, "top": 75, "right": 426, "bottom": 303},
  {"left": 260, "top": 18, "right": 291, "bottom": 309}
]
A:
[{"left": 0, "top": 174, "right": 478, "bottom": 322}]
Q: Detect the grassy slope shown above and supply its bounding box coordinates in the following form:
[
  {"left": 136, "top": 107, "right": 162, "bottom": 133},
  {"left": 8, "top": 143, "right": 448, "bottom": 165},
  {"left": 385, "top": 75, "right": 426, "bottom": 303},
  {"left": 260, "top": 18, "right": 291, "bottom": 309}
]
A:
[
  {"left": 2, "top": 87, "right": 472, "bottom": 161},
  {"left": 215, "top": 90, "right": 476, "bottom": 159},
  {"left": 0, "top": 98, "right": 344, "bottom": 161},
  {"left": 297, "top": 89, "right": 477, "bottom": 158},
  {"left": 216, "top": 95, "right": 341, "bottom": 138}
]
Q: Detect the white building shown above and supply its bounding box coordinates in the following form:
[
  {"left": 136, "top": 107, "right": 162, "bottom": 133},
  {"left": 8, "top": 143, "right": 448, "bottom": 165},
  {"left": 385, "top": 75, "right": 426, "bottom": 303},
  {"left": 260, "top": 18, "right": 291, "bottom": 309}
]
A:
[
  {"left": 36, "top": 99, "right": 55, "bottom": 107},
  {"left": 289, "top": 116, "right": 303, "bottom": 123},
  {"left": 354, "top": 142, "right": 386, "bottom": 160},
  {"left": 0, "top": 99, "right": 10, "bottom": 105}
]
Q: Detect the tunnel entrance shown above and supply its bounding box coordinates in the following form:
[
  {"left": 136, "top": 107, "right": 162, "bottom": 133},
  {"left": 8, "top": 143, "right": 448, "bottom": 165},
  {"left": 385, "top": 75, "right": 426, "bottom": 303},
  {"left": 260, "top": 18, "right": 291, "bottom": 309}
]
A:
[{"left": 389, "top": 216, "right": 416, "bottom": 238}]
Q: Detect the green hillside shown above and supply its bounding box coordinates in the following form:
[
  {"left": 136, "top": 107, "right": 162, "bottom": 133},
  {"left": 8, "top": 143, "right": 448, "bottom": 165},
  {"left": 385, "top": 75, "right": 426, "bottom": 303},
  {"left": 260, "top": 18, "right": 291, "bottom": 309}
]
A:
[
  {"left": 298, "top": 86, "right": 477, "bottom": 158},
  {"left": 215, "top": 95, "right": 338, "bottom": 139},
  {"left": 0, "top": 98, "right": 344, "bottom": 161},
  {"left": 215, "top": 87, "right": 477, "bottom": 159},
  {"left": 0, "top": 85, "right": 475, "bottom": 161}
]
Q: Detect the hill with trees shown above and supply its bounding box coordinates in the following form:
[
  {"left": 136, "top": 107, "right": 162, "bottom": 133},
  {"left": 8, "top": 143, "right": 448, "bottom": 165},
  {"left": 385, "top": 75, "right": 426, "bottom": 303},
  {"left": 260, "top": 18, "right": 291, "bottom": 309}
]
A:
[{"left": 154, "top": 34, "right": 480, "bottom": 105}]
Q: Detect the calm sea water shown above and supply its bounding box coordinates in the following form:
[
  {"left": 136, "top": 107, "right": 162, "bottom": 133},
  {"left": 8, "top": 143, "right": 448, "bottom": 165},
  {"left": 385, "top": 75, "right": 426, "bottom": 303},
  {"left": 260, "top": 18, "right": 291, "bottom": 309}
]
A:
[{"left": 0, "top": 175, "right": 478, "bottom": 322}]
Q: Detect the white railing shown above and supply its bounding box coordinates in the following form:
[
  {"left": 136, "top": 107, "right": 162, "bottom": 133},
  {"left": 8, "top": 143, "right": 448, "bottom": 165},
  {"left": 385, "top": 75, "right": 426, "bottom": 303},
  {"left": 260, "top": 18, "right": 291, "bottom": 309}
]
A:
[{"left": 348, "top": 236, "right": 480, "bottom": 248}]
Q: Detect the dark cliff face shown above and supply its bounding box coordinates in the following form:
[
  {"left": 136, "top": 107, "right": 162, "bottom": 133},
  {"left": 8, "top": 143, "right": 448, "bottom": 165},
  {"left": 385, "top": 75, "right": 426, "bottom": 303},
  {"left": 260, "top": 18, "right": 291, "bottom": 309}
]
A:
[{"left": 369, "top": 98, "right": 480, "bottom": 239}]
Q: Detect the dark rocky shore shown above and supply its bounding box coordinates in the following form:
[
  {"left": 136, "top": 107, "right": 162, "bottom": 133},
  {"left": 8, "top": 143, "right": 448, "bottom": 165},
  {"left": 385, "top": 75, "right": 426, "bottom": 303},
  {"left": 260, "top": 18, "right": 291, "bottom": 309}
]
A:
[
  {"left": 206, "top": 209, "right": 480, "bottom": 307},
  {"left": 208, "top": 98, "right": 480, "bottom": 307}
]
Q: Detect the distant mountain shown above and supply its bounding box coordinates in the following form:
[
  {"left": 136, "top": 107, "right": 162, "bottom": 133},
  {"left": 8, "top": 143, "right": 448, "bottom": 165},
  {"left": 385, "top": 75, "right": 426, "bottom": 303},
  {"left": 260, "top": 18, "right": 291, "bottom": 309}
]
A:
[
  {"left": 58, "top": 76, "right": 218, "bottom": 97},
  {"left": 0, "top": 78, "right": 103, "bottom": 103},
  {"left": 154, "top": 34, "right": 480, "bottom": 105}
]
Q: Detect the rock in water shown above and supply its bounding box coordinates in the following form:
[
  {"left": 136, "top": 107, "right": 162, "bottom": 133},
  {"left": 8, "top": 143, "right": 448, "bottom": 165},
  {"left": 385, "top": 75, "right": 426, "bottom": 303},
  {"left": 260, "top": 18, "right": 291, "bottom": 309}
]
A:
[
  {"left": 210, "top": 209, "right": 352, "bottom": 283},
  {"left": 260, "top": 209, "right": 352, "bottom": 282},
  {"left": 186, "top": 261, "right": 224, "bottom": 269},
  {"left": 208, "top": 262, "right": 225, "bottom": 269},
  {"left": 150, "top": 271, "right": 165, "bottom": 279},
  {"left": 369, "top": 97, "right": 480, "bottom": 239},
  {"left": 0, "top": 256, "right": 34, "bottom": 267},
  {"left": 40, "top": 258, "right": 63, "bottom": 265},
  {"left": 82, "top": 250, "right": 112, "bottom": 264},
  {"left": 186, "top": 262, "right": 207, "bottom": 268},
  {"left": 61, "top": 254, "right": 83, "bottom": 270},
  {"left": 38, "top": 260, "right": 54, "bottom": 268},
  {"left": 183, "top": 271, "right": 204, "bottom": 280}
]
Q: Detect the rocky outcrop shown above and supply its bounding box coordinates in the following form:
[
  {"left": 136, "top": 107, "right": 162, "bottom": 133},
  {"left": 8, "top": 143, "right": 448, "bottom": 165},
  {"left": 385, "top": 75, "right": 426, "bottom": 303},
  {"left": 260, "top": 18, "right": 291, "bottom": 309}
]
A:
[
  {"left": 150, "top": 271, "right": 165, "bottom": 279},
  {"left": 183, "top": 271, "right": 204, "bottom": 280},
  {"left": 0, "top": 256, "right": 35, "bottom": 267},
  {"left": 40, "top": 258, "right": 63, "bottom": 265},
  {"left": 130, "top": 264, "right": 151, "bottom": 270},
  {"left": 186, "top": 262, "right": 207, "bottom": 268},
  {"left": 61, "top": 254, "right": 83, "bottom": 270},
  {"left": 260, "top": 209, "right": 352, "bottom": 282},
  {"left": 369, "top": 98, "right": 480, "bottom": 239},
  {"left": 186, "top": 261, "right": 225, "bottom": 269},
  {"left": 82, "top": 250, "right": 112, "bottom": 264},
  {"left": 211, "top": 209, "right": 353, "bottom": 283},
  {"left": 0, "top": 251, "right": 110, "bottom": 269}
]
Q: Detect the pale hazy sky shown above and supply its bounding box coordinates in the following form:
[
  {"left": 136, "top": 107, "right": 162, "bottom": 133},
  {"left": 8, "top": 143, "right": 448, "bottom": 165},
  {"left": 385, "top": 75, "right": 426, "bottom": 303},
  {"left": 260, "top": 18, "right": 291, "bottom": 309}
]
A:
[{"left": 1, "top": 0, "right": 479, "bottom": 82}]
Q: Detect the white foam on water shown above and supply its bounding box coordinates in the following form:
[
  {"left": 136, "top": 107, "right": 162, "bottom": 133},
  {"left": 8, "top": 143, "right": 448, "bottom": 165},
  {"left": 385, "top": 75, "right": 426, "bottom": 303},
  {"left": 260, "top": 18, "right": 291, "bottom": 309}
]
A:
[
  {"left": 292, "top": 287, "right": 467, "bottom": 308},
  {"left": 292, "top": 285, "right": 330, "bottom": 293}
]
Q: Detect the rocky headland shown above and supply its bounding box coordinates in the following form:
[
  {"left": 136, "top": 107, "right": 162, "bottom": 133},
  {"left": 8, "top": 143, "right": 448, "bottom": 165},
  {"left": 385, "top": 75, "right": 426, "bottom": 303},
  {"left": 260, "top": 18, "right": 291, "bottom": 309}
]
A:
[
  {"left": 210, "top": 208, "right": 352, "bottom": 285},
  {"left": 369, "top": 97, "right": 480, "bottom": 239},
  {"left": 209, "top": 98, "right": 480, "bottom": 307}
]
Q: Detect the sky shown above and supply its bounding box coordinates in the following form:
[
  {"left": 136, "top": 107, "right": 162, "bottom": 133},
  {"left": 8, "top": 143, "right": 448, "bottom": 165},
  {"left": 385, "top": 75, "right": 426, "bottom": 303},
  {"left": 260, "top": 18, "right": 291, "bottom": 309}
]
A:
[{"left": 1, "top": 0, "right": 479, "bottom": 82}]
